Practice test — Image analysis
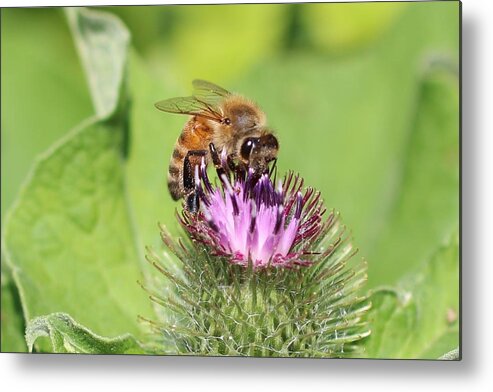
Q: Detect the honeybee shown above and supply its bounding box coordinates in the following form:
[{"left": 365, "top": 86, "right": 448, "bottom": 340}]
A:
[{"left": 155, "top": 80, "right": 279, "bottom": 212}]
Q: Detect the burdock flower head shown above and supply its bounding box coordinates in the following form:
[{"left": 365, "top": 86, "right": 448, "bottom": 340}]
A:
[
  {"left": 147, "top": 157, "right": 370, "bottom": 358},
  {"left": 179, "top": 158, "right": 325, "bottom": 269}
]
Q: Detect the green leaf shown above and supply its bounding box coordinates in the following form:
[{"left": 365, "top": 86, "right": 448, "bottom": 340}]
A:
[
  {"left": 26, "top": 313, "right": 145, "bottom": 354},
  {"left": 439, "top": 347, "right": 460, "bottom": 361},
  {"left": 1, "top": 267, "right": 27, "bottom": 352},
  {"left": 4, "top": 120, "right": 152, "bottom": 344},
  {"left": 1, "top": 8, "right": 93, "bottom": 222},
  {"left": 362, "top": 230, "right": 459, "bottom": 359},
  {"left": 368, "top": 63, "right": 459, "bottom": 287},
  {"left": 66, "top": 7, "right": 130, "bottom": 119},
  {"left": 3, "top": 8, "right": 153, "bottom": 351}
]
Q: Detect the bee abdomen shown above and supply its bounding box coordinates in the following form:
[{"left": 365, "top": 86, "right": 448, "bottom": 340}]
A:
[
  {"left": 167, "top": 136, "right": 189, "bottom": 200},
  {"left": 167, "top": 164, "right": 182, "bottom": 201}
]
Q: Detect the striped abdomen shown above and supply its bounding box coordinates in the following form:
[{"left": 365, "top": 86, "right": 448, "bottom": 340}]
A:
[{"left": 167, "top": 118, "right": 212, "bottom": 200}]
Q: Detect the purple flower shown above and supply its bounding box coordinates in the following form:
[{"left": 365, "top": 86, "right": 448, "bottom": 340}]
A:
[{"left": 179, "top": 159, "right": 327, "bottom": 270}]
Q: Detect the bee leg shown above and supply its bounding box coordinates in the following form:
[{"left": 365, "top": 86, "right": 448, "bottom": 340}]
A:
[
  {"left": 227, "top": 154, "right": 239, "bottom": 173},
  {"left": 209, "top": 143, "right": 227, "bottom": 178},
  {"left": 183, "top": 149, "right": 207, "bottom": 213},
  {"left": 231, "top": 160, "right": 247, "bottom": 181},
  {"left": 186, "top": 193, "right": 200, "bottom": 213}
]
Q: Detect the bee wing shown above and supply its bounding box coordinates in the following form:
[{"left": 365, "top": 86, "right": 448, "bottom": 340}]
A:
[
  {"left": 155, "top": 95, "right": 224, "bottom": 122},
  {"left": 192, "top": 79, "right": 231, "bottom": 101}
]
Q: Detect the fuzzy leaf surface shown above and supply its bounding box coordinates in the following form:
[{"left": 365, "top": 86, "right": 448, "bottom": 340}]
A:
[
  {"left": 26, "top": 312, "right": 145, "bottom": 354},
  {"left": 439, "top": 347, "right": 460, "bottom": 360}
]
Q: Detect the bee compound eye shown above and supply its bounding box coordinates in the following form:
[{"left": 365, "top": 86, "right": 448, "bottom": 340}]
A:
[
  {"left": 240, "top": 138, "right": 256, "bottom": 160},
  {"left": 261, "top": 134, "right": 278, "bottom": 149}
]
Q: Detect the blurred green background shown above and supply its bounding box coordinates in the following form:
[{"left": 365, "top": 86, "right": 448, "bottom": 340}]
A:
[{"left": 1, "top": 2, "right": 459, "bottom": 354}]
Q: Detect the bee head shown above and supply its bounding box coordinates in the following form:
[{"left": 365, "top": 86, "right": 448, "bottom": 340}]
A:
[
  {"left": 221, "top": 97, "right": 266, "bottom": 134},
  {"left": 239, "top": 134, "right": 279, "bottom": 174}
]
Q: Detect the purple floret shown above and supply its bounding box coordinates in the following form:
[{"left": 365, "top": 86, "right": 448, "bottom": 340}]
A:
[{"left": 179, "top": 159, "right": 326, "bottom": 269}]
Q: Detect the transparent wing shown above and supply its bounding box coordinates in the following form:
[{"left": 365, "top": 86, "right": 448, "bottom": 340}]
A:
[
  {"left": 192, "top": 79, "right": 231, "bottom": 103},
  {"left": 155, "top": 95, "right": 223, "bottom": 122}
]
